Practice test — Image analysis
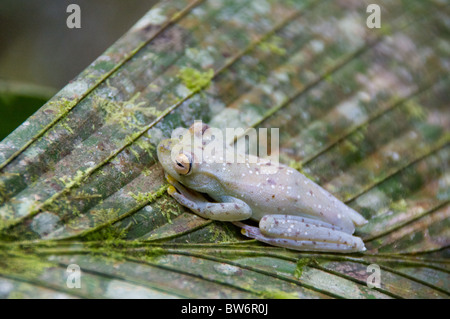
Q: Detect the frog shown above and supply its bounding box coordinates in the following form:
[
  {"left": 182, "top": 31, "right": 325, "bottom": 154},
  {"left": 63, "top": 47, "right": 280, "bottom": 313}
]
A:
[{"left": 157, "top": 122, "right": 368, "bottom": 252}]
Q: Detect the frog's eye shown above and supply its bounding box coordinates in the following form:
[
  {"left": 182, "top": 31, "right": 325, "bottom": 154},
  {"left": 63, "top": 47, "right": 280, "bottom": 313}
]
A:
[{"left": 174, "top": 153, "right": 192, "bottom": 175}]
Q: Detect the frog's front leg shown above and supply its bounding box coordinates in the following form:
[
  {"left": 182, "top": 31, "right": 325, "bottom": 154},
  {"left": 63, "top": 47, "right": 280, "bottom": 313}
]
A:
[
  {"left": 235, "top": 215, "right": 365, "bottom": 253},
  {"left": 166, "top": 175, "right": 252, "bottom": 221}
]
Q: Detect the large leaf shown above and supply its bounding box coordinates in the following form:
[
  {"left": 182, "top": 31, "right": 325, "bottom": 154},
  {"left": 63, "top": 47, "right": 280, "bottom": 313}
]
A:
[{"left": 0, "top": 0, "right": 449, "bottom": 299}]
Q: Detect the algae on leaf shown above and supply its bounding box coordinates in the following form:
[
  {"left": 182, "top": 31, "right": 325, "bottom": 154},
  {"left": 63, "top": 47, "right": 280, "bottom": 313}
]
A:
[{"left": 0, "top": 0, "right": 449, "bottom": 299}]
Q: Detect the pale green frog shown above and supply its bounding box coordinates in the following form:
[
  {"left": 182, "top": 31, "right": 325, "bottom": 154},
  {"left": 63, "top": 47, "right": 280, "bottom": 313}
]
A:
[{"left": 157, "top": 122, "right": 367, "bottom": 252}]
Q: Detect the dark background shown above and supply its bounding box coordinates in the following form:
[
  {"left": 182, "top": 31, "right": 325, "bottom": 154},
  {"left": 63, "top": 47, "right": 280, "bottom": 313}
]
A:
[{"left": 0, "top": 0, "right": 157, "bottom": 140}]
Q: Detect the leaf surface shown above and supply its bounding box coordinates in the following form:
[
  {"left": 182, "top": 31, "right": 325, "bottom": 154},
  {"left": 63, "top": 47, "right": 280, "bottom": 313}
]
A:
[{"left": 0, "top": 0, "right": 449, "bottom": 299}]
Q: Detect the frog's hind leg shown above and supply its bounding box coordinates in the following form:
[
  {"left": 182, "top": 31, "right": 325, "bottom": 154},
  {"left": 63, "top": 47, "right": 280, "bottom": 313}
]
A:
[{"left": 234, "top": 214, "right": 365, "bottom": 253}]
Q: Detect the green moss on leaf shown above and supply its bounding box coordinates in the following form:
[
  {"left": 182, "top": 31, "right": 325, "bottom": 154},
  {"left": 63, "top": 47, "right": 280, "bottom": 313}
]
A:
[{"left": 178, "top": 67, "right": 214, "bottom": 92}]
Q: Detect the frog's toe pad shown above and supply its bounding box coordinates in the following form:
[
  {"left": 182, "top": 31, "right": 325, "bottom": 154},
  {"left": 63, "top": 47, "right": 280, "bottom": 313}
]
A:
[
  {"left": 167, "top": 185, "right": 177, "bottom": 195},
  {"left": 166, "top": 174, "right": 178, "bottom": 185}
]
